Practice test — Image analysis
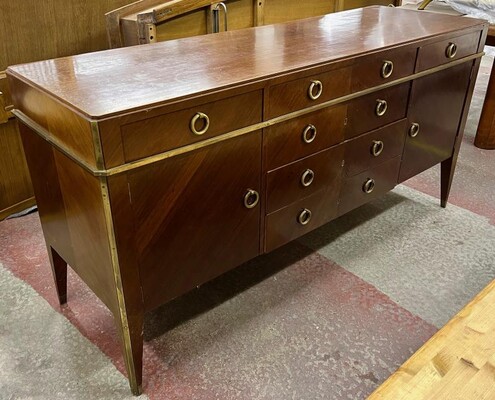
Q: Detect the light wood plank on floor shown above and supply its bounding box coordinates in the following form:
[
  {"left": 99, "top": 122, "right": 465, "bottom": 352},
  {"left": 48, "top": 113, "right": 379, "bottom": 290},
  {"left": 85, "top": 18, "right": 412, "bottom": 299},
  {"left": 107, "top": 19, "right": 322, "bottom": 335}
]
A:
[{"left": 368, "top": 279, "right": 495, "bottom": 400}]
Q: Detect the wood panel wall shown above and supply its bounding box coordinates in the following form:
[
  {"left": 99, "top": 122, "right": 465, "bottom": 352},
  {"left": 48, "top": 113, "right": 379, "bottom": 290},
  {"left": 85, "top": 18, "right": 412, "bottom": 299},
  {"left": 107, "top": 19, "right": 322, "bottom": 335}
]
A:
[{"left": 0, "top": 0, "right": 134, "bottom": 220}]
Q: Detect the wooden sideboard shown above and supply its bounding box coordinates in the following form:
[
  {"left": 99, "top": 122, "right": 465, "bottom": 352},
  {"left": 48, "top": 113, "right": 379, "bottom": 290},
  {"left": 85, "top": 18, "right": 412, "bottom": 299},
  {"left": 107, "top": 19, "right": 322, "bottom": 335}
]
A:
[{"left": 6, "top": 6, "right": 487, "bottom": 395}]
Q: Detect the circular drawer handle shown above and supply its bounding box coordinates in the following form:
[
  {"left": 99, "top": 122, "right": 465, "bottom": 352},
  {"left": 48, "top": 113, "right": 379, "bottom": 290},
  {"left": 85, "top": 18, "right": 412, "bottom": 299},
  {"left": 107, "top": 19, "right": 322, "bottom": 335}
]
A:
[
  {"left": 446, "top": 42, "right": 458, "bottom": 59},
  {"left": 371, "top": 140, "right": 384, "bottom": 157},
  {"left": 190, "top": 112, "right": 210, "bottom": 135},
  {"left": 409, "top": 122, "right": 420, "bottom": 138},
  {"left": 381, "top": 60, "right": 394, "bottom": 79},
  {"left": 375, "top": 99, "right": 388, "bottom": 117},
  {"left": 302, "top": 124, "right": 317, "bottom": 144},
  {"left": 301, "top": 169, "right": 315, "bottom": 187},
  {"left": 308, "top": 80, "right": 323, "bottom": 100},
  {"left": 243, "top": 189, "right": 259, "bottom": 209},
  {"left": 363, "top": 178, "right": 375, "bottom": 194},
  {"left": 297, "top": 208, "right": 312, "bottom": 225}
]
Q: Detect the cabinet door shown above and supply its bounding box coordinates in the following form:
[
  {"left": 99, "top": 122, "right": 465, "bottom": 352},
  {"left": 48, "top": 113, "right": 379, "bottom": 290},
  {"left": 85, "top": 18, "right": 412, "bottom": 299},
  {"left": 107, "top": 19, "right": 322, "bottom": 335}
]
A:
[
  {"left": 128, "top": 132, "right": 262, "bottom": 310},
  {"left": 399, "top": 62, "right": 472, "bottom": 183}
]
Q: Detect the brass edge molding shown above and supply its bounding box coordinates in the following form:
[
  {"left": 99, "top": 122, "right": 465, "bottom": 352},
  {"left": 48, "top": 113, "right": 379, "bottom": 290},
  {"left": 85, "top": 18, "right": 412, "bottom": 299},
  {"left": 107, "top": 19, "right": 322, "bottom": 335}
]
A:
[
  {"left": 99, "top": 176, "right": 141, "bottom": 395},
  {"left": 12, "top": 52, "right": 483, "bottom": 177},
  {"left": 91, "top": 121, "right": 105, "bottom": 170},
  {"left": 11, "top": 109, "right": 105, "bottom": 176}
]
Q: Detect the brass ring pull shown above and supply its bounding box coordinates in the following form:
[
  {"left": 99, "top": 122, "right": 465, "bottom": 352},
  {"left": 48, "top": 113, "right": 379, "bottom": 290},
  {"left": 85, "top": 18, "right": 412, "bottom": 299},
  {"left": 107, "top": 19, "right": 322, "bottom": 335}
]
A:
[
  {"left": 297, "top": 208, "right": 312, "bottom": 225},
  {"left": 243, "top": 189, "right": 259, "bottom": 209},
  {"left": 190, "top": 112, "right": 210, "bottom": 135},
  {"left": 409, "top": 122, "right": 420, "bottom": 138},
  {"left": 375, "top": 99, "right": 388, "bottom": 117},
  {"left": 363, "top": 178, "right": 375, "bottom": 194},
  {"left": 302, "top": 124, "right": 317, "bottom": 144},
  {"left": 381, "top": 60, "right": 394, "bottom": 79},
  {"left": 371, "top": 140, "right": 384, "bottom": 157},
  {"left": 301, "top": 169, "right": 315, "bottom": 187},
  {"left": 446, "top": 42, "right": 457, "bottom": 59},
  {"left": 308, "top": 80, "right": 323, "bottom": 100}
]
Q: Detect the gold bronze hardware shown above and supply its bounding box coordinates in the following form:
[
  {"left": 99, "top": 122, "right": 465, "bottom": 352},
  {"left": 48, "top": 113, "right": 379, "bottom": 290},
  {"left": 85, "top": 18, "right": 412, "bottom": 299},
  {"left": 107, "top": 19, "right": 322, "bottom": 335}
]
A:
[
  {"left": 190, "top": 112, "right": 210, "bottom": 135},
  {"left": 301, "top": 169, "right": 315, "bottom": 187},
  {"left": 308, "top": 80, "right": 323, "bottom": 100},
  {"left": 244, "top": 189, "right": 259, "bottom": 209},
  {"left": 11, "top": 52, "right": 484, "bottom": 178},
  {"left": 446, "top": 42, "right": 457, "bottom": 59},
  {"left": 375, "top": 99, "right": 388, "bottom": 116},
  {"left": 409, "top": 122, "right": 420, "bottom": 138},
  {"left": 302, "top": 124, "right": 317, "bottom": 143},
  {"left": 371, "top": 140, "right": 384, "bottom": 157},
  {"left": 363, "top": 178, "right": 375, "bottom": 194},
  {"left": 297, "top": 208, "right": 312, "bottom": 225},
  {"left": 381, "top": 60, "right": 394, "bottom": 79}
]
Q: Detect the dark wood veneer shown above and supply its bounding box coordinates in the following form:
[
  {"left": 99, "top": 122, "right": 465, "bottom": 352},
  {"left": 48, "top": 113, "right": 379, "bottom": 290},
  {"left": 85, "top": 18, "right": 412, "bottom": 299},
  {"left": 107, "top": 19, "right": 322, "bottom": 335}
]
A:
[{"left": 7, "top": 6, "right": 487, "bottom": 395}]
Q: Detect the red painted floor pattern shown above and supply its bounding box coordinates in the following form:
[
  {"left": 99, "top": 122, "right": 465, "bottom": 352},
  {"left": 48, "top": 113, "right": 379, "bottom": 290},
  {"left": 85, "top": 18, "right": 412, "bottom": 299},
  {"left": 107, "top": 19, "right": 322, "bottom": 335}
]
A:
[{"left": 0, "top": 212, "right": 436, "bottom": 399}]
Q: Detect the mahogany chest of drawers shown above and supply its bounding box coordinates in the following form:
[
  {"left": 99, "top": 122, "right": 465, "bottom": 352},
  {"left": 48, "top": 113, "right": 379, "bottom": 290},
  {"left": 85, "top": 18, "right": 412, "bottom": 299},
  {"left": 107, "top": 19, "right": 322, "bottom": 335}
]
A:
[{"left": 7, "top": 6, "right": 488, "bottom": 394}]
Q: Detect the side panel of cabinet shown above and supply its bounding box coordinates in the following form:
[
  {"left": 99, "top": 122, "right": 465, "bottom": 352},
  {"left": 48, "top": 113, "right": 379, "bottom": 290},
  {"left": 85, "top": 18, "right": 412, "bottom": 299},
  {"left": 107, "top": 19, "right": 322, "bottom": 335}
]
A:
[
  {"left": 399, "top": 62, "right": 473, "bottom": 183},
  {"left": 129, "top": 132, "right": 262, "bottom": 311}
]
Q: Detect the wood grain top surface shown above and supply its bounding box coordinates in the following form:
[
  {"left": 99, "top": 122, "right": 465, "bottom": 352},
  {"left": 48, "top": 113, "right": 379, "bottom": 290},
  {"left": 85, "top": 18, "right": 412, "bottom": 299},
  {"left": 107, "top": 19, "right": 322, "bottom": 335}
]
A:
[{"left": 7, "top": 6, "right": 486, "bottom": 119}]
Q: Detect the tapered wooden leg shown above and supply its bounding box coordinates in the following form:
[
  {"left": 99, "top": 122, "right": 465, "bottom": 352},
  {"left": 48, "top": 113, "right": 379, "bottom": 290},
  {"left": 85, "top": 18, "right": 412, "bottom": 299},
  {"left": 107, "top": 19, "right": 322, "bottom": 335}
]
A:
[
  {"left": 47, "top": 246, "right": 68, "bottom": 305},
  {"left": 115, "top": 309, "right": 144, "bottom": 396},
  {"left": 440, "top": 156, "right": 456, "bottom": 208}
]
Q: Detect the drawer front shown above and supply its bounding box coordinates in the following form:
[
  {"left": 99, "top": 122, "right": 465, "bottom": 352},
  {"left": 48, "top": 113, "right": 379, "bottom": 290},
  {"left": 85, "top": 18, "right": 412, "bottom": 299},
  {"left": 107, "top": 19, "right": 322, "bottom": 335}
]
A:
[
  {"left": 416, "top": 31, "right": 481, "bottom": 72},
  {"left": 265, "top": 188, "right": 339, "bottom": 252},
  {"left": 344, "top": 119, "right": 407, "bottom": 177},
  {"left": 352, "top": 47, "right": 417, "bottom": 92},
  {"left": 345, "top": 82, "right": 410, "bottom": 139},
  {"left": 338, "top": 156, "right": 400, "bottom": 216},
  {"left": 264, "top": 105, "right": 346, "bottom": 170},
  {"left": 121, "top": 90, "right": 262, "bottom": 162},
  {"left": 266, "top": 144, "right": 344, "bottom": 213},
  {"left": 267, "top": 66, "right": 352, "bottom": 118}
]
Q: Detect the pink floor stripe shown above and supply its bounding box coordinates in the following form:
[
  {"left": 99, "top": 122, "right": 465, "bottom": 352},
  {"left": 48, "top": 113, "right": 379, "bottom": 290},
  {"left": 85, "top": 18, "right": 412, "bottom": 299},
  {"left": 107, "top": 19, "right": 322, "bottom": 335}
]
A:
[{"left": 0, "top": 212, "right": 437, "bottom": 399}]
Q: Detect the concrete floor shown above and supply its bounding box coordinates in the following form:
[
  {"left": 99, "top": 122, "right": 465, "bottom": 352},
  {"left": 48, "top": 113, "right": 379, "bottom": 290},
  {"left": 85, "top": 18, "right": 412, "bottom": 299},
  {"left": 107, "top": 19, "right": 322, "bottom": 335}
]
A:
[{"left": 0, "top": 48, "right": 494, "bottom": 399}]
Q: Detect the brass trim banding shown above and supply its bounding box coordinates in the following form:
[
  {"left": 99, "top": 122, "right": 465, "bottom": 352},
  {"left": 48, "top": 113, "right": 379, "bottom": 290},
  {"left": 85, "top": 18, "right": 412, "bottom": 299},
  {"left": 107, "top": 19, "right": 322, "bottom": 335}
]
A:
[
  {"left": 12, "top": 52, "right": 484, "bottom": 177},
  {"left": 99, "top": 176, "right": 142, "bottom": 395}
]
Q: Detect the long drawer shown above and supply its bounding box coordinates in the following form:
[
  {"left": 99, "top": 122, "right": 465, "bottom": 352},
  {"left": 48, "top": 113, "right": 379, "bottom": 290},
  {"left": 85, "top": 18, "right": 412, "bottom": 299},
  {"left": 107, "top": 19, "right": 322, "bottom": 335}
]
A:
[
  {"left": 121, "top": 90, "right": 262, "bottom": 162},
  {"left": 416, "top": 31, "right": 481, "bottom": 72}
]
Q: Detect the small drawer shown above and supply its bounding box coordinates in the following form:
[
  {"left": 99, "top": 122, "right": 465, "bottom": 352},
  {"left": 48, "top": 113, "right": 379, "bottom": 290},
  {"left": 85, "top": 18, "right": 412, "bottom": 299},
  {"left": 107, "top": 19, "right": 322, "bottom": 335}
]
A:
[
  {"left": 416, "top": 31, "right": 481, "bottom": 72},
  {"left": 121, "top": 90, "right": 262, "bottom": 162},
  {"left": 338, "top": 156, "right": 401, "bottom": 216},
  {"left": 344, "top": 119, "right": 407, "bottom": 177},
  {"left": 265, "top": 188, "right": 340, "bottom": 252},
  {"left": 352, "top": 46, "right": 417, "bottom": 92},
  {"left": 264, "top": 105, "right": 346, "bottom": 170},
  {"left": 345, "top": 83, "right": 410, "bottom": 139},
  {"left": 267, "top": 66, "right": 352, "bottom": 118},
  {"left": 266, "top": 144, "right": 344, "bottom": 213}
]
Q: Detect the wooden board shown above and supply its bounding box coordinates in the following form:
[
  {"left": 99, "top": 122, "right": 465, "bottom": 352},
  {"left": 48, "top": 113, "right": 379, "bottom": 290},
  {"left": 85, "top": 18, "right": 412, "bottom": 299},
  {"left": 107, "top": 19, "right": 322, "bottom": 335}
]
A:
[
  {"left": 369, "top": 278, "right": 495, "bottom": 400},
  {"left": 0, "top": 0, "right": 133, "bottom": 219},
  {"left": 108, "top": 0, "right": 403, "bottom": 47}
]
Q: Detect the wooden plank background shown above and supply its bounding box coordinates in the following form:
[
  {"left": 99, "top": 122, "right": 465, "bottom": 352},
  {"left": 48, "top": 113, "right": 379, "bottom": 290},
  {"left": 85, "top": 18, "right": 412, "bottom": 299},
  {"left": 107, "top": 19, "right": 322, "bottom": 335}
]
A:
[{"left": 0, "top": 0, "right": 133, "bottom": 219}]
